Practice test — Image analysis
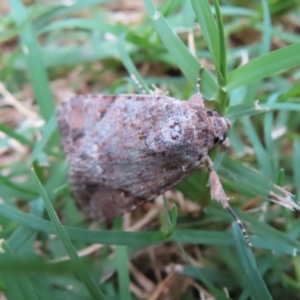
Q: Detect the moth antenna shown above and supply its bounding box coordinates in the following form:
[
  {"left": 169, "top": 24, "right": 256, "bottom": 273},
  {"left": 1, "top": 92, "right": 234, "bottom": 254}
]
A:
[
  {"left": 196, "top": 67, "right": 203, "bottom": 94},
  {"left": 196, "top": 74, "right": 201, "bottom": 94},
  {"left": 224, "top": 203, "right": 252, "bottom": 247},
  {"left": 130, "top": 74, "right": 146, "bottom": 94}
]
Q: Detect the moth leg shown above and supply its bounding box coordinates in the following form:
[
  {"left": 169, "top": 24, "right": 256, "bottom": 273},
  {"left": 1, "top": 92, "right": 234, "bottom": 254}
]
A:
[
  {"left": 204, "top": 155, "right": 228, "bottom": 205},
  {"left": 204, "top": 156, "right": 252, "bottom": 247}
]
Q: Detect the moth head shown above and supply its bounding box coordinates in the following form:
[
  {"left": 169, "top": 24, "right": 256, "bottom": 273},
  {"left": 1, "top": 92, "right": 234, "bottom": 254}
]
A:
[{"left": 206, "top": 110, "right": 231, "bottom": 146}]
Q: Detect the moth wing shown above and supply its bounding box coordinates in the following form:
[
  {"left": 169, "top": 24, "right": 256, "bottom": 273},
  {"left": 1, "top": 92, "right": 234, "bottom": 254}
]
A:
[
  {"left": 57, "top": 95, "right": 156, "bottom": 221},
  {"left": 57, "top": 94, "right": 199, "bottom": 221}
]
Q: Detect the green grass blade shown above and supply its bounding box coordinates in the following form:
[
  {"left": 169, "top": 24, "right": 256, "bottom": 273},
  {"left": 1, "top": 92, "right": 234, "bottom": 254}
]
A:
[
  {"left": 241, "top": 117, "right": 272, "bottom": 177},
  {"left": 293, "top": 142, "right": 300, "bottom": 201},
  {"left": 0, "top": 203, "right": 298, "bottom": 254},
  {"left": 29, "top": 112, "right": 57, "bottom": 164},
  {"left": 143, "top": 0, "right": 200, "bottom": 84},
  {"left": 38, "top": 18, "right": 125, "bottom": 36},
  {"left": 232, "top": 223, "right": 273, "bottom": 300},
  {"left": 226, "top": 43, "right": 300, "bottom": 91},
  {"left": 190, "top": 0, "right": 220, "bottom": 69},
  {"left": 8, "top": 199, "right": 44, "bottom": 252},
  {"left": 116, "top": 246, "right": 132, "bottom": 300},
  {"left": 175, "top": 238, "right": 231, "bottom": 300},
  {"left": 0, "top": 123, "right": 34, "bottom": 148},
  {"left": 9, "top": 0, "right": 55, "bottom": 121},
  {"left": 220, "top": 157, "right": 299, "bottom": 211},
  {"left": 1, "top": 242, "right": 39, "bottom": 300},
  {"left": 1, "top": 273, "right": 26, "bottom": 300},
  {"left": 118, "top": 35, "right": 150, "bottom": 93},
  {"left": 260, "top": 0, "right": 272, "bottom": 55},
  {"left": 31, "top": 168, "right": 107, "bottom": 300},
  {"left": 225, "top": 101, "right": 270, "bottom": 120},
  {"left": 213, "top": 0, "right": 227, "bottom": 84}
]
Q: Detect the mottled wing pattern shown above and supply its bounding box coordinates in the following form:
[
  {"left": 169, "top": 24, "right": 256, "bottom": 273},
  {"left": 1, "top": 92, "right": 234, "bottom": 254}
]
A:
[{"left": 57, "top": 94, "right": 210, "bottom": 220}]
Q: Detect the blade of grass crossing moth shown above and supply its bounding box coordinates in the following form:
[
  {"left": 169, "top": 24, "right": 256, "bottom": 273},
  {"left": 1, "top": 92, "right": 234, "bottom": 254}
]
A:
[
  {"left": 118, "top": 35, "right": 150, "bottom": 94},
  {"left": 0, "top": 203, "right": 298, "bottom": 254},
  {"left": 226, "top": 42, "right": 300, "bottom": 91},
  {"left": 30, "top": 168, "right": 107, "bottom": 300},
  {"left": 0, "top": 203, "right": 168, "bottom": 246},
  {"left": 293, "top": 142, "right": 300, "bottom": 203},
  {"left": 8, "top": 0, "right": 55, "bottom": 121},
  {"left": 143, "top": 0, "right": 200, "bottom": 84},
  {"left": 190, "top": 0, "right": 220, "bottom": 69},
  {"left": 232, "top": 223, "right": 273, "bottom": 300},
  {"left": 116, "top": 246, "right": 132, "bottom": 300}
]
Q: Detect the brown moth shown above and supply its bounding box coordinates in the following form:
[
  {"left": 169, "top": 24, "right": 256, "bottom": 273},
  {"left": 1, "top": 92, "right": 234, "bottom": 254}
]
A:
[{"left": 57, "top": 82, "right": 251, "bottom": 246}]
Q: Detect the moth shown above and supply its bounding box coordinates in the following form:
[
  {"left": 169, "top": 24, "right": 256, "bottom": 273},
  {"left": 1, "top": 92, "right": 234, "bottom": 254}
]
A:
[{"left": 57, "top": 81, "right": 251, "bottom": 246}]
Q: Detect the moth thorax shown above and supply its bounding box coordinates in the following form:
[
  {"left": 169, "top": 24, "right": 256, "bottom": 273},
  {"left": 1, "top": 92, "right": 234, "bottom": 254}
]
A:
[{"left": 206, "top": 110, "right": 231, "bottom": 145}]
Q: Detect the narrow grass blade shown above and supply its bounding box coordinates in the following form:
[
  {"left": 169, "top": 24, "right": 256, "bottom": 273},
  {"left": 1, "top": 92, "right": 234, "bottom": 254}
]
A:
[
  {"left": 31, "top": 168, "right": 107, "bottom": 300},
  {"left": 232, "top": 222, "right": 273, "bottom": 300},
  {"left": 34, "top": 0, "right": 115, "bottom": 27},
  {"left": 0, "top": 202, "right": 298, "bottom": 254},
  {"left": 190, "top": 0, "right": 220, "bottom": 69},
  {"left": 143, "top": 0, "right": 200, "bottom": 85},
  {"left": 1, "top": 242, "right": 39, "bottom": 300},
  {"left": 241, "top": 117, "right": 272, "bottom": 177},
  {"left": 182, "top": 0, "right": 195, "bottom": 29},
  {"left": 222, "top": 208, "right": 300, "bottom": 252},
  {"left": 225, "top": 101, "right": 270, "bottom": 120},
  {"left": 213, "top": 0, "right": 227, "bottom": 84},
  {"left": 9, "top": 0, "right": 55, "bottom": 121},
  {"left": 38, "top": 18, "right": 126, "bottom": 36},
  {"left": 0, "top": 123, "right": 34, "bottom": 148},
  {"left": 8, "top": 199, "right": 44, "bottom": 252},
  {"left": 118, "top": 35, "right": 150, "bottom": 93},
  {"left": 175, "top": 239, "right": 231, "bottom": 300},
  {"left": 1, "top": 274, "right": 26, "bottom": 300},
  {"left": 29, "top": 112, "right": 57, "bottom": 164},
  {"left": 0, "top": 175, "right": 37, "bottom": 201},
  {"left": 116, "top": 246, "right": 132, "bottom": 300},
  {"left": 293, "top": 142, "right": 300, "bottom": 202},
  {"left": 260, "top": 0, "right": 272, "bottom": 55},
  {"left": 226, "top": 43, "right": 300, "bottom": 91}
]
